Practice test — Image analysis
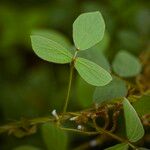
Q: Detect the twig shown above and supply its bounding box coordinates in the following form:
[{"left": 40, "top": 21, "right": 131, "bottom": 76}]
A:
[{"left": 93, "top": 118, "right": 137, "bottom": 150}]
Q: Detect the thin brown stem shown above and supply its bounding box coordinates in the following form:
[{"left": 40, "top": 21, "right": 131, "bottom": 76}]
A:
[
  {"left": 93, "top": 118, "right": 137, "bottom": 149},
  {"left": 0, "top": 116, "right": 54, "bottom": 134}
]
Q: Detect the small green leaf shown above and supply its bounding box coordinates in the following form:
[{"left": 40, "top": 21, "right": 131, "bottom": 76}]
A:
[
  {"left": 30, "top": 35, "right": 73, "bottom": 64},
  {"left": 41, "top": 123, "right": 68, "bottom": 150},
  {"left": 75, "top": 57, "right": 112, "bottom": 86},
  {"left": 133, "top": 95, "right": 150, "bottom": 116},
  {"left": 93, "top": 77, "right": 127, "bottom": 104},
  {"left": 105, "top": 143, "right": 129, "bottom": 150},
  {"left": 13, "top": 145, "right": 40, "bottom": 150},
  {"left": 123, "top": 98, "right": 145, "bottom": 142},
  {"left": 112, "top": 50, "right": 141, "bottom": 77},
  {"left": 73, "top": 11, "right": 105, "bottom": 50}
]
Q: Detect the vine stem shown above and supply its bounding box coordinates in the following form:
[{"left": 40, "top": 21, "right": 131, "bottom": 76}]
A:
[
  {"left": 93, "top": 119, "right": 138, "bottom": 150},
  {"left": 63, "top": 63, "right": 74, "bottom": 114},
  {"left": 60, "top": 127, "right": 98, "bottom": 135},
  {"left": 63, "top": 50, "right": 78, "bottom": 114}
]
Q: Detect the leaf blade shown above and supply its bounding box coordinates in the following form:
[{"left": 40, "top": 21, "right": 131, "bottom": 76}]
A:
[
  {"left": 73, "top": 11, "right": 105, "bottom": 50},
  {"left": 75, "top": 57, "right": 112, "bottom": 86},
  {"left": 30, "top": 35, "right": 73, "bottom": 64},
  {"left": 32, "top": 29, "right": 72, "bottom": 50},
  {"left": 112, "top": 50, "right": 141, "bottom": 77},
  {"left": 123, "top": 98, "right": 145, "bottom": 142}
]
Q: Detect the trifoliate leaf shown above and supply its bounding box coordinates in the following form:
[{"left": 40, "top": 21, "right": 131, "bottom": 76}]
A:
[
  {"left": 75, "top": 57, "right": 112, "bottom": 86},
  {"left": 41, "top": 123, "right": 68, "bottom": 150},
  {"left": 30, "top": 35, "right": 73, "bottom": 64},
  {"left": 123, "top": 98, "right": 145, "bottom": 142},
  {"left": 105, "top": 143, "right": 129, "bottom": 150},
  {"left": 112, "top": 50, "right": 141, "bottom": 77},
  {"left": 93, "top": 77, "right": 127, "bottom": 104},
  {"left": 73, "top": 11, "right": 105, "bottom": 50}
]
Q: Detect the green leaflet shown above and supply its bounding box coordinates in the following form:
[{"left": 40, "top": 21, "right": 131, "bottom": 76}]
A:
[
  {"left": 104, "top": 143, "right": 129, "bottom": 150},
  {"left": 73, "top": 11, "right": 105, "bottom": 50},
  {"left": 75, "top": 57, "right": 112, "bottom": 86},
  {"left": 30, "top": 35, "right": 73, "bottom": 64},
  {"left": 32, "top": 29, "right": 72, "bottom": 50},
  {"left": 93, "top": 77, "right": 127, "bottom": 104},
  {"left": 41, "top": 123, "right": 68, "bottom": 150},
  {"left": 112, "top": 50, "right": 141, "bottom": 77},
  {"left": 13, "top": 145, "right": 40, "bottom": 150},
  {"left": 123, "top": 98, "right": 145, "bottom": 142}
]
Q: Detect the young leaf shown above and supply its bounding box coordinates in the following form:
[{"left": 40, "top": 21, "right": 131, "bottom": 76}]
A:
[
  {"left": 75, "top": 57, "right": 112, "bottom": 86},
  {"left": 123, "top": 98, "right": 145, "bottom": 142},
  {"left": 13, "top": 145, "right": 40, "bottom": 150},
  {"left": 93, "top": 77, "right": 127, "bottom": 104},
  {"left": 41, "top": 123, "right": 68, "bottom": 150},
  {"left": 73, "top": 11, "right": 105, "bottom": 50},
  {"left": 30, "top": 35, "right": 73, "bottom": 64},
  {"left": 105, "top": 143, "right": 128, "bottom": 150},
  {"left": 112, "top": 50, "right": 141, "bottom": 77},
  {"left": 112, "top": 51, "right": 141, "bottom": 77}
]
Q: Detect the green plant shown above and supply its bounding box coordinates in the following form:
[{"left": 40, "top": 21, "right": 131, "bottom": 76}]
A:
[
  {"left": 0, "top": 11, "right": 149, "bottom": 150},
  {"left": 30, "top": 11, "right": 112, "bottom": 114}
]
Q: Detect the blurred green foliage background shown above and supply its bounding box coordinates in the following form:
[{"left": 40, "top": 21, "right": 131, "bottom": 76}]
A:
[{"left": 0, "top": 0, "right": 149, "bottom": 149}]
